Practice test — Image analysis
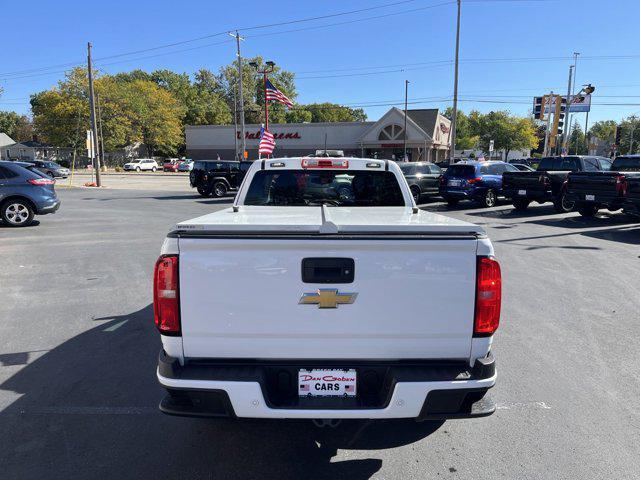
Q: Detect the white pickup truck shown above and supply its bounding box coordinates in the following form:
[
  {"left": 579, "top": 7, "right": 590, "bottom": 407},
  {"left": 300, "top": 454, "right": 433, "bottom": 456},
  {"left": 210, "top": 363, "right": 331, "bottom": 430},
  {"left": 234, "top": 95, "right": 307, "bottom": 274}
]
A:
[{"left": 154, "top": 157, "right": 501, "bottom": 422}]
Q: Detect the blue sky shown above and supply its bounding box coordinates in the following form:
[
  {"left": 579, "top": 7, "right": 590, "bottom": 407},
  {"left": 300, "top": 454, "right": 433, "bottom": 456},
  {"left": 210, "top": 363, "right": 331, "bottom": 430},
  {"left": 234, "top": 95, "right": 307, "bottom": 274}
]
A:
[{"left": 1, "top": 0, "right": 639, "bottom": 126}]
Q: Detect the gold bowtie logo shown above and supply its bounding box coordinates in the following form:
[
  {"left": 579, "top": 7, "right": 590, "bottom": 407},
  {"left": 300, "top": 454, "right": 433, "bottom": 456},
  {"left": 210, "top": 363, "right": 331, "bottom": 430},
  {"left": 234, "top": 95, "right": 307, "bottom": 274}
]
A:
[{"left": 299, "top": 289, "right": 358, "bottom": 309}]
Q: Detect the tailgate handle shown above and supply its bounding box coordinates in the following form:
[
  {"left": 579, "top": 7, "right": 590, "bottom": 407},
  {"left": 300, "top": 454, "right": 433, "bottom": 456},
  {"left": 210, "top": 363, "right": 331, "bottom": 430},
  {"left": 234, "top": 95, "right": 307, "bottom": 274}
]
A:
[{"left": 302, "top": 258, "right": 354, "bottom": 284}]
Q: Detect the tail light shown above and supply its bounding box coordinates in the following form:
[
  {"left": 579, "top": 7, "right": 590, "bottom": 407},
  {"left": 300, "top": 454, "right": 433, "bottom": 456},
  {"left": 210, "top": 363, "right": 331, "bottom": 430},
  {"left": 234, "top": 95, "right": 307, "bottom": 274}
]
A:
[
  {"left": 28, "top": 178, "right": 55, "bottom": 185},
  {"left": 467, "top": 177, "right": 482, "bottom": 184},
  {"left": 474, "top": 257, "right": 501, "bottom": 337},
  {"left": 153, "top": 255, "right": 180, "bottom": 335},
  {"left": 615, "top": 174, "right": 628, "bottom": 196}
]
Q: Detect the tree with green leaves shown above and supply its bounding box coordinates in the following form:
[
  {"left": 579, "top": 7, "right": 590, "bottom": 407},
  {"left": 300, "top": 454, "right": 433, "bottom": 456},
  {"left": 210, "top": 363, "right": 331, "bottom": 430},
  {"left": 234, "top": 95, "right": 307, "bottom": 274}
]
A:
[
  {"left": 444, "top": 107, "right": 479, "bottom": 149},
  {"left": 300, "top": 103, "right": 366, "bottom": 123},
  {"left": 588, "top": 120, "right": 617, "bottom": 142},
  {"left": 0, "top": 111, "right": 33, "bottom": 142},
  {"left": 470, "top": 111, "right": 538, "bottom": 159}
]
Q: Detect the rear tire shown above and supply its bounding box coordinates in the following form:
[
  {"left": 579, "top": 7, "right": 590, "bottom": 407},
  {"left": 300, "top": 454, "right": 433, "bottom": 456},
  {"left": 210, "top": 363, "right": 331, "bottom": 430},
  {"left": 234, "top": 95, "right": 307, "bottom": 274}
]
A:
[
  {"left": 151, "top": 166, "right": 157, "bottom": 172},
  {"left": 1, "top": 199, "right": 35, "bottom": 227},
  {"left": 578, "top": 204, "right": 599, "bottom": 217},
  {"left": 445, "top": 198, "right": 459, "bottom": 207},
  {"left": 135, "top": 166, "right": 141, "bottom": 172},
  {"left": 480, "top": 189, "right": 497, "bottom": 208},
  {"left": 196, "top": 185, "right": 211, "bottom": 197},
  {"left": 212, "top": 181, "right": 227, "bottom": 198},
  {"left": 553, "top": 193, "right": 574, "bottom": 213},
  {"left": 410, "top": 186, "right": 421, "bottom": 204},
  {"left": 512, "top": 199, "right": 530, "bottom": 211}
]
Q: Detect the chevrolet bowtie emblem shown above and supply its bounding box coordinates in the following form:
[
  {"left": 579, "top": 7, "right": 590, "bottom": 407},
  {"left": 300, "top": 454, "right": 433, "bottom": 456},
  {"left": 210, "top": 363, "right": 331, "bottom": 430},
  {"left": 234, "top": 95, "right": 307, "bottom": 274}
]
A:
[{"left": 299, "top": 289, "right": 358, "bottom": 309}]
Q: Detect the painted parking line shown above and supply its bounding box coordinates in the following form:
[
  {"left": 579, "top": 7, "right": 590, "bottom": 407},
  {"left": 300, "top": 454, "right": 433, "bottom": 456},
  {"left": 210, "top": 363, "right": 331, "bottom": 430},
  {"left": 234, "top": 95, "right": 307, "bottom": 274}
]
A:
[{"left": 496, "top": 401, "right": 551, "bottom": 410}]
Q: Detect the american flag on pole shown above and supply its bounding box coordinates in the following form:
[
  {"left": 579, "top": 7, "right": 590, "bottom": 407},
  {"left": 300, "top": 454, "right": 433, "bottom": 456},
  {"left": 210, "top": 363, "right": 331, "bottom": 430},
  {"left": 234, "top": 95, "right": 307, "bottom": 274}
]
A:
[
  {"left": 258, "top": 127, "right": 276, "bottom": 155},
  {"left": 265, "top": 79, "right": 293, "bottom": 108}
]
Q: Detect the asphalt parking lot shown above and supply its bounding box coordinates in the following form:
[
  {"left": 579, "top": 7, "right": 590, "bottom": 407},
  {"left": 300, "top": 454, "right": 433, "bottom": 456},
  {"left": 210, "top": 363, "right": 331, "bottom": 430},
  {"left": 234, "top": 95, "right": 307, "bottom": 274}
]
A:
[{"left": 1, "top": 187, "right": 639, "bottom": 480}]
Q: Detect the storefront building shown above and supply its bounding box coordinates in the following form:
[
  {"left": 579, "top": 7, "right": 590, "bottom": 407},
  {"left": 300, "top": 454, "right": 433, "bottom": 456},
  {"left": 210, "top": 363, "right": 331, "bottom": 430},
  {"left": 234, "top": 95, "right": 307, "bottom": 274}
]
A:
[{"left": 186, "top": 107, "right": 451, "bottom": 162}]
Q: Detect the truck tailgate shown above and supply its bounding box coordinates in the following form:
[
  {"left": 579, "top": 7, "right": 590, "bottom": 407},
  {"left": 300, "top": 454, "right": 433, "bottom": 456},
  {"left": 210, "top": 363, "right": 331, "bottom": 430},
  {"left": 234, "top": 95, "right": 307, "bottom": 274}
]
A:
[{"left": 178, "top": 237, "right": 478, "bottom": 360}]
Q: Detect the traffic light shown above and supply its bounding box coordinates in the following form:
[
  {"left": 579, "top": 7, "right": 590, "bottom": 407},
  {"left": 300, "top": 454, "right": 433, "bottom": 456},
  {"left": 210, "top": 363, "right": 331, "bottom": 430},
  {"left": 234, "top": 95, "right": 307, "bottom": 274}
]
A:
[
  {"left": 584, "top": 84, "right": 595, "bottom": 95},
  {"left": 533, "top": 97, "right": 544, "bottom": 120},
  {"left": 557, "top": 112, "right": 565, "bottom": 136}
]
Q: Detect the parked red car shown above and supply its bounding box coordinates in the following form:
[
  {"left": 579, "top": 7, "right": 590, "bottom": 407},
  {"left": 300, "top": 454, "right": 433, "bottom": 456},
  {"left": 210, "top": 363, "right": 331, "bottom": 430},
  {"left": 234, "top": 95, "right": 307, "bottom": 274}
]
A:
[{"left": 163, "top": 159, "right": 183, "bottom": 172}]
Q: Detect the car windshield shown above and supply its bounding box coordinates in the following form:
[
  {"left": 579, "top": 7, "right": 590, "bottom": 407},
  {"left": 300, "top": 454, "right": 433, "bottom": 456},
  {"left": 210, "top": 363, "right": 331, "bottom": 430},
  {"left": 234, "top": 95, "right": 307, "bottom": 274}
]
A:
[
  {"left": 399, "top": 164, "right": 418, "bottom": 175},
  {"left": 43, "top": 162, "right": 59, "bottom": 168},
  {"left": 612, "top": 157, "right": 640, "bottom": 171},
  {"left": 537, "top": 157, "right": 580, "bottom": 171},
  {"left": 244, "top": 170, "right": 405, "bottom": 207}
]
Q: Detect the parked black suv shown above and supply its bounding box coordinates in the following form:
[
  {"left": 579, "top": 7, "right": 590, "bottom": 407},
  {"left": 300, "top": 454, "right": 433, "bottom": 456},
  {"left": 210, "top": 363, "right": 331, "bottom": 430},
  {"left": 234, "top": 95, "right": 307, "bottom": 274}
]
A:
[
  {"left": 398, "top": 162, "right": 442, "bottom": 203},
  {"left": 190, "top": 160, "right": 255, "bottom": 197}
]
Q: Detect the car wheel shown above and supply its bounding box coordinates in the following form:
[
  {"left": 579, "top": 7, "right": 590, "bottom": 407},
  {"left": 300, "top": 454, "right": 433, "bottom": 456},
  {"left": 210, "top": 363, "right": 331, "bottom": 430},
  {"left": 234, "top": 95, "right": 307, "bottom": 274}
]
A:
[
  {"left": 135, "top": 167, "right": 141, "bottom": 172},
  {"left": 512, "top": 199, "right": 530, "bottom": 211},
  {"left": 212, "top": 181, "right": 227, "bottom": 198},
  {"left": 445, "top": 198, "right": 459, "bottom": 207},
  {"left": 410, "top": 186, "right": 421, "bottom": 204},
  {"left": 151, "top": 166, "right": 157, "bottom": 172},
  {"left": 196, "top": 185, "right": 211, "bottom": 197},
  {"left": 337, "top": 186, "right": 352, "bottom": 201},
  {"left": 553, "top": 193, "right": 574, "bottom": 213},
  {"left": 578, "top": 204, "right": 599, "bottom": 217},
  {"left": 481, "top": 189, "right": 497, "bottom": 208},
  {"left": 1, "top": 200, "right": 35, "bottom": 227}
]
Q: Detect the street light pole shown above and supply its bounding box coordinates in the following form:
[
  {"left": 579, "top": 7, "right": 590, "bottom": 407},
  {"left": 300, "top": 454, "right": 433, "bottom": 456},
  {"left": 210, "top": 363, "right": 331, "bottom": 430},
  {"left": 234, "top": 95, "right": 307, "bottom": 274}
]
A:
[
  {"left": 629, "top": 116, "right": 637, "bottom": 154},
  {"left": 87, "top": 42, "right": 101, "bottom": 187},
  {"left": 403, "top": 80, "right": 409, "bottom": 161},
  {"left": 449, "top": 0, "right": 461, "bottom": 165},
  {"left": 229, "top": 32, "right": 246, "bottom": 159},
  {"left": 561, "top": 65, "right": 574, "bottom": 153}
]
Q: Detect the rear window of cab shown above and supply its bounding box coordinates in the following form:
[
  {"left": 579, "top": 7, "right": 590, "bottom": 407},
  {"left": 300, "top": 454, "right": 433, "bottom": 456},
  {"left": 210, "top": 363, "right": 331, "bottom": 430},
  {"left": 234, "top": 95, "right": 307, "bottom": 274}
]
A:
[{"left": 244, "top": 169, "right": 405, "bottom": 207}]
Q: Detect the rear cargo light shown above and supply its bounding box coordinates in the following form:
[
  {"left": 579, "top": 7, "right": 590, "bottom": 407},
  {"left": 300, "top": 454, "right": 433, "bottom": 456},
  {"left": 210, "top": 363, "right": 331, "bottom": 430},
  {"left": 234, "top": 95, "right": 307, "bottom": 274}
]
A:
[
  {"left": 467, "top": 177, "right": 482, "bottom": 184},
  {"left": 615, "top": 174, "right": 628, "bottom": 196},
  {"left": 153, "top": 255, "right": 180, "bottom": 335},
  {"left": 474, "top": 257, "right": 501, "bottom": 337},
  {"left": 28, "top": 178, "right": 55, "bottom": 185},
  {"left": 301, "top": 158, "right": 349, "bottom": 169}
]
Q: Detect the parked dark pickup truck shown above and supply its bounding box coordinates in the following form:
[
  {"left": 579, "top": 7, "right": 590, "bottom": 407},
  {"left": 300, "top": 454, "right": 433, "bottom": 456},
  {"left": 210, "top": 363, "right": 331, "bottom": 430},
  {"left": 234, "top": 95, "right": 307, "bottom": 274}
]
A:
[
  {"left": 567, "top": 155, "right": 640, "bottom": 217},
  {"left": 502, "top": 156, "right": 612, "bottom": 212}
]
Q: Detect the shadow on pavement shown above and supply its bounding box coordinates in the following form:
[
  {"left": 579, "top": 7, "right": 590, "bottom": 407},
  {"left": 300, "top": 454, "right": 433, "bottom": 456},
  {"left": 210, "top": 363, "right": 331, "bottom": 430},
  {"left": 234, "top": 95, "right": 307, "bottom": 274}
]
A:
[
  {"left": 0, "top": 305, "right": 442, "bottom": 479},
  {"left": 0, "top": 220, "right": 40, "bottom": 229}
]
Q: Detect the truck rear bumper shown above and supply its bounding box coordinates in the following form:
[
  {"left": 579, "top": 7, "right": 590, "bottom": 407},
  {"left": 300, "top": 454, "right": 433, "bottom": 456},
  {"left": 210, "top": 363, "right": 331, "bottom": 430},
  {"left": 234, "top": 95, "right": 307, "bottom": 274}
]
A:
[{"left": 156, "top": 351, "right": 496, "bottom": 420}]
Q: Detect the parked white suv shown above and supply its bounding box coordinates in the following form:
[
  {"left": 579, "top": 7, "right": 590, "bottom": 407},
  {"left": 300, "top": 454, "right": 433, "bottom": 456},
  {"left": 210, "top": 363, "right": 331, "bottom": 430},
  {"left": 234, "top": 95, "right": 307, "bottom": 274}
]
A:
[
  {"left": 155, "top": 157, "right": 501, "bottom": 422},
  {"left": 123, "top": 158, "right": 158, "bottom": 172}
]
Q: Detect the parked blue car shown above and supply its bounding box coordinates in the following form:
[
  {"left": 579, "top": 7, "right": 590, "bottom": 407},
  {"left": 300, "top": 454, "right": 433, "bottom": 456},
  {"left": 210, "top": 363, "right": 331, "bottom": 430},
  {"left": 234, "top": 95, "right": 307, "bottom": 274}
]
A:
[
  {"left": 439, "top": 161, "right": 520, "bottom": 207},
  {"left": 0, "top": 161, "right": 60, "bottom": 227}
]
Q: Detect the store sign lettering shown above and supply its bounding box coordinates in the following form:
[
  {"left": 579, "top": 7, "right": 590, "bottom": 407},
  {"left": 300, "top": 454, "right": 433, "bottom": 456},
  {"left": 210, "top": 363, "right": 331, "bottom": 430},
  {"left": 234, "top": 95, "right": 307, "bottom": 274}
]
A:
[{"left": 237, "top": 131, "right": 301, "bottom": 140}]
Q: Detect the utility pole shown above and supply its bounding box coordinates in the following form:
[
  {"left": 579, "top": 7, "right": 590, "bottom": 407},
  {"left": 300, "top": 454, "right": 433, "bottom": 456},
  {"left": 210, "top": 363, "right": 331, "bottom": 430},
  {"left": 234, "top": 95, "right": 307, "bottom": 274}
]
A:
[
  {"left": 449, "top": 0, "right": 462, "bottom": 165},
  {"left": 403, "top": 80, "right": 409, "bottom": 161},
  {"left": 87, "top": 42, "right": 101, "bottom": 186},
  {"left": 96, "top": 93, "right": 105, "bottom": 166},
  {"left": 229, "top": 32, "right": 246, "bottom": 159},
  {"left": 542, "top": 92, "right": 553, "bottom": 157},
  {"left": 233, "top": 86, "right": 239, "bottom": 161},
  {"left": 561, "top": 65, "right": 574, "bottom": 153}
]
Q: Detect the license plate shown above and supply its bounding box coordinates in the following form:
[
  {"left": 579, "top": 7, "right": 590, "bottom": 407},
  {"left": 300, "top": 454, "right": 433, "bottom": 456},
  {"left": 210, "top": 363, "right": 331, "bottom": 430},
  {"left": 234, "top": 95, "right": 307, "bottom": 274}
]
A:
[
  {"left": 585, "top": 194, "right": 595, "bottom": 201},
  {"left": 298, "top": 369, "right": 357, "bottom": 397},
  {"left": 448, "top": 179, "right": 461, "bottom": 187},
  {"left": 518, "top": 189, "right": 527, "bottom": 196}
]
